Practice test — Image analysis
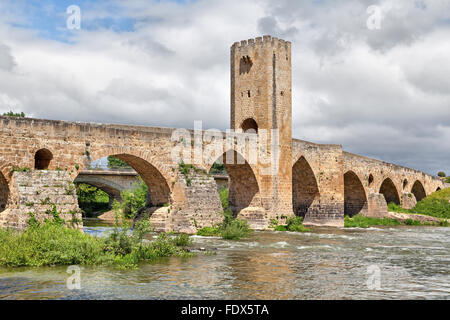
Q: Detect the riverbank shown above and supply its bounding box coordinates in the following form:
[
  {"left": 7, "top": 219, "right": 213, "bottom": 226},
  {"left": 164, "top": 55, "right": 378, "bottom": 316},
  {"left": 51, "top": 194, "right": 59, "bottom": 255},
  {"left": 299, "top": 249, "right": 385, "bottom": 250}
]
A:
[{"left": 0, "top": 220, "right": 197, "bottom": 269}]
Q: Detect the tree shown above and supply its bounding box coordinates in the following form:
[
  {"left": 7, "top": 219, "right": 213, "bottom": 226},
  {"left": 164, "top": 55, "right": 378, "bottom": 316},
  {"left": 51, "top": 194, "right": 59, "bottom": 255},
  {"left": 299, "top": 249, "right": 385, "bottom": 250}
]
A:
[
  {"left": 107, "top": 156, "right": 130, "bottom": 168},
  {"left": 438, "top": 172, "right": 446, "bottom": 178},
  {"left": 3, "top": 111, "right": 25, "bottom": 117}
]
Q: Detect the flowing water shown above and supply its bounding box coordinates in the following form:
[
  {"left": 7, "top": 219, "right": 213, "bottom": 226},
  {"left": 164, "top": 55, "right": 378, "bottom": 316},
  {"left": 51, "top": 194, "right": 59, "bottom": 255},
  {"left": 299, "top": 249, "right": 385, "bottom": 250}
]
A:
[{"left": 0, "top": 220, "right": 449, "bottom": 300}]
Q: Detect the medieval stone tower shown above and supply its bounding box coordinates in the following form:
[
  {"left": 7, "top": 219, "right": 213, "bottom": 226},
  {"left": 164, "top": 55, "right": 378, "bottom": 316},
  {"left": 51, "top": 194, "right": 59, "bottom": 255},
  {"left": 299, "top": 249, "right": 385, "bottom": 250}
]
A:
[{"left": 230, "top": 35, "right": 294, "bottom": 222}]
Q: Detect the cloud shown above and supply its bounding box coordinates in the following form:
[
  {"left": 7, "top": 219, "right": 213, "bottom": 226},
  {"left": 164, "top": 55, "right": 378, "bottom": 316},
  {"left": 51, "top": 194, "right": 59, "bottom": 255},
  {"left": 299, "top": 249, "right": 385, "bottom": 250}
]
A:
[{"left": 0, "top": 0, "right": 449, "bottom": 175}]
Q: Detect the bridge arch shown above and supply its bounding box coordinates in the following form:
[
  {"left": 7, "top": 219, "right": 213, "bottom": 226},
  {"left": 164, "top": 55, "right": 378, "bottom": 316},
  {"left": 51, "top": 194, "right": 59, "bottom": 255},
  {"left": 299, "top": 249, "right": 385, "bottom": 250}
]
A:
[
  {"left": 74, "top": 176, "right": 124, "bottom": 203},
  {"left": 207, "top": 150, "right": 260, "bottom": 215},
  {"left": 292, "top": 156, "right": 320, "bottom": 217},
  {"left": 436, "top": 187, "right": 441, "bottom": 192},
  {"left": 411, "top": 180, "right": 426, "bottom": 202},
  {"left": 34, "top": 148, "right": 53, "bottom": 170},
  {"left": 344, "top": 171, "right": 368, "bottom": 217},
  {"left": 379, "top": 177, "right": 400, "bottom": 205},
  {"left": 81, "top": 150, "right": 171, "bottom": 207}
]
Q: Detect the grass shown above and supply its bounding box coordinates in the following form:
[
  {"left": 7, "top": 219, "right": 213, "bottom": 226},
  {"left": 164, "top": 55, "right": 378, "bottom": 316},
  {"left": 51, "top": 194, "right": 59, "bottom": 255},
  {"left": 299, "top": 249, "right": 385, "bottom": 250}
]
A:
[
  {"left": 344, "top": 215, "right": 402, "bottom": 228},
  {"left": 387, "top": 188, "right": 450, "bottom": 220},
  {"left": 0, "top": 215, "right": 196, "bottom": 268},
  {"left": 272, "top": 216, "right": 311, "bottom": 232}
]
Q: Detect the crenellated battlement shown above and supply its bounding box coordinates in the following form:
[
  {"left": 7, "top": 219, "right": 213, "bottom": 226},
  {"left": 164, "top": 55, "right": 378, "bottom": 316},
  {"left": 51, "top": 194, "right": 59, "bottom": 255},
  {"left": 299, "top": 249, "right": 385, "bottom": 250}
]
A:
[{"left": 231, "top": 35, "right": 291, "bottom": 52}]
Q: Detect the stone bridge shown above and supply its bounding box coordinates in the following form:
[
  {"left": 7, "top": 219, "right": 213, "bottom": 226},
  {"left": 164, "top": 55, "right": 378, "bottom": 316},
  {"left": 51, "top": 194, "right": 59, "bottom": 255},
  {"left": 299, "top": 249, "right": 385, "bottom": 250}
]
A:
[
  {"left": 75, "top": 169, "right": 140, "bottom": 206},
  {"left": 0, "top": 35, "right": 445, "bottom": 232},
  {"left": 75, "top": 168, "right": 228, "bottom": 207}
]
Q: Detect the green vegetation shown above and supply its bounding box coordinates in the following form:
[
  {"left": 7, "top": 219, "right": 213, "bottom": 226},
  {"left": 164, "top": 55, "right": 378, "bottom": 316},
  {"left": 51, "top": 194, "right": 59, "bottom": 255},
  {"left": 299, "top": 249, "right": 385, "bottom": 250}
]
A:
[
  {"left": 172, "top": 233, "right": 193, "bottom": 247},
  {"left": 196, "top": 187, "right": 252, "bottom": 240},
  {"left": 178, "top": 162, "right": 207, "bottom": 186},
  {"left": 10, "top": 166, "right": 31, "bottom": 173},
  {"left": 272, "top": 216, "right": 311, "bottom": 232},
  {"left": 76, "top": 183, "right": 110, "bottom": 217},
  {"left": 344, "top": 215, "right": 401, "bottom": 228},
  {"left": 196, "top": 226, "right": 221, "bottom": 237},
  {"left": 0, "top": 209, "right": 195, "bottom": 268},
  {"left": 437, "top": 171, "right": 446, "bottom": 178},
  {"left": 2, "top": 111, "right": 25, "bottom": 117},
  {"left": 219, "top": 187, "right": 229, "bottom": 210},
  {"left": 197, "top": 210, "right": 252, "bottom": 240},
  {"left": 446, "top": 177, "right": 450, "bottom": 183},
  {"left": 220, "top": 210, "right": 252, "bottom": 240},
  {"left": 107, "top": 156, "right": 131, "bottom": 169},
  {"left": 387, "top": 188, "right": 450, "bottom": 220},
  {"left": 210, "top": 162, "right": 227, "bottom": 174},
  {"left": 120, "top": 178, "right": 148, "bottom": 219}
]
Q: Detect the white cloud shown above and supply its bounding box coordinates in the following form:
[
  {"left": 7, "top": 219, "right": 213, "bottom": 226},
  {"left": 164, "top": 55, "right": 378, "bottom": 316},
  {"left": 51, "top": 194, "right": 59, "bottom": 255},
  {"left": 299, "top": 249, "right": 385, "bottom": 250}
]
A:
[{"left": 0, "top": 0, "right": 449, "bottom": 175}]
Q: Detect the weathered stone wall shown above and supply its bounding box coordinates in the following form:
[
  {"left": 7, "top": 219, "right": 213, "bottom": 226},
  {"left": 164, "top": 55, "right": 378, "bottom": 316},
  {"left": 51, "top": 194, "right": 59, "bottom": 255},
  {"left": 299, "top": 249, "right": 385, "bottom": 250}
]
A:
[
  {"left": 0, "top": 171, "right": 82, "bottom": 230},
  {"left": 292, "top": 139, "right": 345, "bottom": 227}
]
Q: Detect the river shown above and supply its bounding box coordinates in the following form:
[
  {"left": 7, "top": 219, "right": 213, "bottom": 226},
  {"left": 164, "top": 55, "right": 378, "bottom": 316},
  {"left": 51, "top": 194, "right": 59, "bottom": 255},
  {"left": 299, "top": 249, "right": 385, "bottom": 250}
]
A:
[{"left": 0, "top": 220, "right": 449, "bottom": 299}]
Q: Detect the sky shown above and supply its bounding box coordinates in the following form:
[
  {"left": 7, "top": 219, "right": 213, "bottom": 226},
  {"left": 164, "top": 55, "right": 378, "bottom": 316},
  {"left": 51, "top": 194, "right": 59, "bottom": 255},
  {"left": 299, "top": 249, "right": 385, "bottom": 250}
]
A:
[{"left": 0, "top": 0, "right": 449, "bottom": 175}]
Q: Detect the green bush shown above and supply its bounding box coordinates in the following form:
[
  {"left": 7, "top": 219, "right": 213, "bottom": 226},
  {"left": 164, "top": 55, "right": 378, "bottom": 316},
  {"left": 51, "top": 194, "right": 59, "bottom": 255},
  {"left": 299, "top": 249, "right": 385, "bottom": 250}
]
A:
[
  {"left": 3, "top": 111, "right": 25, "bottom": 117},
  {"left": 120, "top": 179, "right": 148, "bottom": 219},
  {"left": 196, "top": 210, "right": 252, "bottom": 240},
  {"left": 196, "top": 226, "right": 221, "bottom": 237},
  {"left": 446, "top": 177, "right": 450, "bottom": 183},
  {"left": 0, "top": 216, "right": 194, "bottom": 268},
  {"left": 221, "top": 218, "right": 252, "bottom": 240},
  {"left": 285, "top": 216, "right": 311, "bottom": 232},
  {"left": 344, "top": 215, "right": 401, "bottom": 228},
  {"left": 172, "top": 233, "right": 193, "bottom": 247},
  {"left": 437, "top": 172, "right": 446, "bottom": 178}
]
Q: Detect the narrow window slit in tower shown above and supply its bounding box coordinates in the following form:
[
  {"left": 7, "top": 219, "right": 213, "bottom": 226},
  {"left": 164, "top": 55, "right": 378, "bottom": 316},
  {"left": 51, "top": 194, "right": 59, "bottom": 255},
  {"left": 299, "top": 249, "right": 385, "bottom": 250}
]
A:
[{"left": 247, "top": 90, "right": 251, "bottom": 98}]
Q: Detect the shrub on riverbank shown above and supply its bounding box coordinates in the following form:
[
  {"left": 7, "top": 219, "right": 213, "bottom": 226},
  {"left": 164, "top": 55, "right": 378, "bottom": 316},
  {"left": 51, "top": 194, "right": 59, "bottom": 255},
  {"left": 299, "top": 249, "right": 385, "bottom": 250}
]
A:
[
  {"left": 273, "top": 216, "right": 311, "bottom": 232},
  {"left": 196, "top": 210, "right": 252, "bottom": 240},
  {"left": 344, "top": 215, "right": 402, "bottom": 228},
  {"left": 387, "top": 188, "right": 450, "bottom": 219},
  {"left": 0, "top": 217, "right": 194, "bottom": 268}
]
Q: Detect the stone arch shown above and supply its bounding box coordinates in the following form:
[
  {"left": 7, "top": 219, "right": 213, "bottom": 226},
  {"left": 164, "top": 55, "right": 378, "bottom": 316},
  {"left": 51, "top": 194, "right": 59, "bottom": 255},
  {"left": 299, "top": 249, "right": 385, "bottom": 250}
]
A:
[
  {"left": 436, "top": 187, "right": 441, "bottom": 192},
  {"left": 208, "top": 150, "right": 260, "bottom": 215},
  {"left": 292, "top": 156, "right": 320, "bottom": 217},
  {"left": 411, "top": 180, "right": 426, "bottom": 202},
  {"left": 344, "top": 171, "right": 368, "bottom": 217},
  {"left": 81, "top": 150, "right": 171, "bottom": 207},
  {"left": 34, "top": 148, "right": 53, "bottom": 170},
  {"left": 74, "top": 176, "right": 124, "bottom": 203},
  {"left": 379, "top": 177, "right": 400, "bottom": 205},
  {"left": 0, "top": 170, "right": 9, "bottom": 213},
  {"left": 240, "top": 118, "right": 258, "bottom": 133}
]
